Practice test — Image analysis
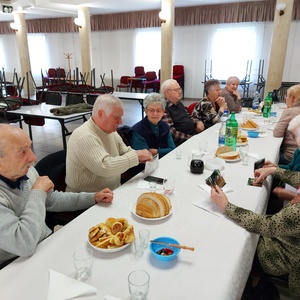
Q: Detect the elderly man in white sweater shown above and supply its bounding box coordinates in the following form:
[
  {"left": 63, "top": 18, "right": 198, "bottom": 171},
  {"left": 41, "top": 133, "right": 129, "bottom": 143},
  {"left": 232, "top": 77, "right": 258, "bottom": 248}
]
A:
[
  {"left": 65, "top": 94, "right": 153, "bottom": 192},
  {"left": 0, "top": 124, "right": 113, "bottom": 268}
]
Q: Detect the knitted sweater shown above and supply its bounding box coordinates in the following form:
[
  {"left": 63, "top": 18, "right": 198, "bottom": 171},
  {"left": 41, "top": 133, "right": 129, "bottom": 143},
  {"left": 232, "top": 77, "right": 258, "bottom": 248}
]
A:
[
  {"left": 0, "top": 167, "right": 95, "bottom": 265},
  {"left": 66, "top": 118, "right": 139, "bottom": 192}
]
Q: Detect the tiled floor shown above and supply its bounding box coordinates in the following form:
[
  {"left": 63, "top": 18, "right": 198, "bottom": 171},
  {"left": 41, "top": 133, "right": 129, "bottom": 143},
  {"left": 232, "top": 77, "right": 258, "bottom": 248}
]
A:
[{"left": 8, "top": 97, "right": 298, "bottom": 299}]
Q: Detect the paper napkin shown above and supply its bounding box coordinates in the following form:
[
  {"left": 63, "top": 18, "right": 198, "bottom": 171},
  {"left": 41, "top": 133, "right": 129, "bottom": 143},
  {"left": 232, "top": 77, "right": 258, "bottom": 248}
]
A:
[
  {"left": 47, "top": 269, "right": 97, "bottom": 300},
  {"left": 198, "top": 184, "right": 233, "bottom": 194},
  {"left": 193, "top": 197, "right": 225, "bottom": 218}
]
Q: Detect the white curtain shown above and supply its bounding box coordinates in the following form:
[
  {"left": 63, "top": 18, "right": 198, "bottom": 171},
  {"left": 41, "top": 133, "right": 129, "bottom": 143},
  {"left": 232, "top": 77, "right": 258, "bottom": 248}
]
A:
[{"left": 2, "top": 20, "right": 300, "bottom": 98}]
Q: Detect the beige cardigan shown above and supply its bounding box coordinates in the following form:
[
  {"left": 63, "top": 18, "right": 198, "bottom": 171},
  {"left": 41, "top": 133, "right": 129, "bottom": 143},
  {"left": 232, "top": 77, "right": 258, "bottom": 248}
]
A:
[{"left": 273, "top": 105, "right": 300, "bottom": 161}]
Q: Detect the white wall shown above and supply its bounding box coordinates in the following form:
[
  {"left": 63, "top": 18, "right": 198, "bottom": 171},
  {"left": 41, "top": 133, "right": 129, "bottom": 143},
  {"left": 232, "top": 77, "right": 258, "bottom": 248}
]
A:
[{"left": 1, "top": 20, "right": 300, "bottom": 98}]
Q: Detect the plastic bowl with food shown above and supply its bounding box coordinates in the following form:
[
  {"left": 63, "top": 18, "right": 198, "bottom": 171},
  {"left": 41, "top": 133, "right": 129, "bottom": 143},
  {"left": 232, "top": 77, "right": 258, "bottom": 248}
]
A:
[
  {"left": 149, "top": 236, "right": 180, "bottom": 262},
  {"left": 247, "top": 131, "right": 260, "bottom": 138},
  {"left": 205, "top": 157, "right": 225, "bottom": 171}
]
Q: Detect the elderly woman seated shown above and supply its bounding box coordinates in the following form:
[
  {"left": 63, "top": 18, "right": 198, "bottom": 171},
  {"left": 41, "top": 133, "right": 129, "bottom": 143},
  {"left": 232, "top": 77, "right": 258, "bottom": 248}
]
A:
[
  {"left": 191, "top": 79, "right": 227, "bottom": 129},
  {"left": 131, "top": 93, "right": 175, "bottom": 158},
  {"left": 220, "top": 76, "right": 242, "bottom": 113}
]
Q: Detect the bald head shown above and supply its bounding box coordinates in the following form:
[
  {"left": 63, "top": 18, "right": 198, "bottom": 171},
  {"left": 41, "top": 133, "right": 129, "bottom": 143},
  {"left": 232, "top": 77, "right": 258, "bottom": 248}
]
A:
[{"left": 0, "top": 125, "right": 28, "bottom": 157}]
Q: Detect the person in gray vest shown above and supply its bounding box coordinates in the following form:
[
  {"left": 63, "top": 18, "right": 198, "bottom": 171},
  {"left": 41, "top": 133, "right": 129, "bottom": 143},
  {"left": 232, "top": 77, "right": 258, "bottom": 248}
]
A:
[{"left": 161, "top": 79, "right": 204, "bottom": 146}]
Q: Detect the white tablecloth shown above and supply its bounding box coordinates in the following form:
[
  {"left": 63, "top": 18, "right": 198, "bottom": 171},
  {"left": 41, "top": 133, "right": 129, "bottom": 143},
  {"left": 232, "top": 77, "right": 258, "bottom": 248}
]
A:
[{"left": 0, "top": 117, "right": 283, "bottom": 300}]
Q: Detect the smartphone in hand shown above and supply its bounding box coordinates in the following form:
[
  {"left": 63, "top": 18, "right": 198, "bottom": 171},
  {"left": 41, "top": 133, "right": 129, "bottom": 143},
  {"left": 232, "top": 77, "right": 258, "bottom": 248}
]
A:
[{"left": 254, "top": 158, "right": 265, "bottom": 171}]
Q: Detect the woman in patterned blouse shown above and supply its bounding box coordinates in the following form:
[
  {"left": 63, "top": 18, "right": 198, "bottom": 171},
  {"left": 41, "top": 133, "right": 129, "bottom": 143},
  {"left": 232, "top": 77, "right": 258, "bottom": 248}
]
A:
[
  {"left": 191, "top": 79, "right": 227, "bottom": 129},
  {"left": 210, "top": 117, "right": 300, "bottom": 296}
]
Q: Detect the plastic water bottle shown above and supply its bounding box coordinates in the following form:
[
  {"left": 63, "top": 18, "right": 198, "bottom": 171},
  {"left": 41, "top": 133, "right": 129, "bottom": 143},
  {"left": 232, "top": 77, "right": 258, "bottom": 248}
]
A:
[
  {"left": 225, "top": 112, "right": 238, "bottom": 150},
  {"left": 218, "top": 110, "right": 228, "bottom": 146},
  {"left": 252, "top": 91, "right": 260, "bottom": 110},
  {"left": 263, "top": 92, "right": 273, "bottom": 118}
]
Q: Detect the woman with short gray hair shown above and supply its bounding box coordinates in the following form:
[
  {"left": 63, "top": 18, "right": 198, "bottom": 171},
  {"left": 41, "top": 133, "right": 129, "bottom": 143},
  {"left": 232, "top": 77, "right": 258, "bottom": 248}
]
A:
[
  {"left": 220, "top": 76, "right": 242, "bottom": 113},
  {"left": 131, "top": 93, "right": 175, "bottom": 158}
]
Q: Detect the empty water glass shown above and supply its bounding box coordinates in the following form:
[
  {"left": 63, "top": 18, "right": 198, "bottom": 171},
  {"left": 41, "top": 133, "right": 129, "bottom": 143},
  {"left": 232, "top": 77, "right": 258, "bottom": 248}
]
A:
[
  {"left": 239, "top": 145, "right": 249, "bottom": 166},
  {"left": 134, "top": 237, "right": 145, "bottom": 257},
  {"left": 139, "top": 229, "right": 150, "bottom": 250},
  {"left": 73, "top": 248, "right": 93, "bottom": 281},
  {"left": 163, "top": 178, "right": 175, "bottom": 195},
  {"left": 128, "top": 270, "right": 150, "bottom": 300}
]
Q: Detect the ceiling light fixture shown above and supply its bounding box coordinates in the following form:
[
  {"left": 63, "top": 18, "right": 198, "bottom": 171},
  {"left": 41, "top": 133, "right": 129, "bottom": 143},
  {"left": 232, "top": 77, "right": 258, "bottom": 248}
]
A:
[
  {"left": 10, "top": 22, "right": 19, "bottom": 31},
  {"left": 159, "top": 11, "right": 166, "bottom": 23},
  {"left": 74, "top": 17, "right": 83, "bottom": 28},
  {"left": 277, "top": 3, "right": 286, "bottom": 16}
]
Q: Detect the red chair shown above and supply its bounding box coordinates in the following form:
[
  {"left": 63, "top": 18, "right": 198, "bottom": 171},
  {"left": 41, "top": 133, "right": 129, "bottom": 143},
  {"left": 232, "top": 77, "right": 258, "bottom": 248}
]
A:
[
  {"left": 116, "top": 76, "right": 130, "bottom": 91},
  {"left": 173, "top": 65, "right": 185, "bottom": 98},
  {"left": 131, "top": 66, "right": 145, "bottom": 92},
  {"left": 143, "top": 71, "right": 157, "bottom": 93},
  {"left": 187, "top": 102, "right": 197, "bottom": 115},
  {"left": 153, "top": 69, "right": 161, "bottom": 92}
]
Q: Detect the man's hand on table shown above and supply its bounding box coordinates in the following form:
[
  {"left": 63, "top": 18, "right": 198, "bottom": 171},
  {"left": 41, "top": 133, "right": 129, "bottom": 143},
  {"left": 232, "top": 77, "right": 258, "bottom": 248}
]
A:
[{"left": 95, "top": 188, "right": 114, "bottom": 203}]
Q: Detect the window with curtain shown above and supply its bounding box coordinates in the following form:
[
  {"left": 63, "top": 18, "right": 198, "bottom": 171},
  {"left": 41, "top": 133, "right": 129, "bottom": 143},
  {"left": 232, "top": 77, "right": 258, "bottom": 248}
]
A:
[
  {"left": 210, "top": 24, "right": 257, "bottom": 82},
  {"left": 28, "top": 34, "right": 48, "bottom": 78},
  {"left": 134, "top": 28, "right": 161, "bottom": 74}
]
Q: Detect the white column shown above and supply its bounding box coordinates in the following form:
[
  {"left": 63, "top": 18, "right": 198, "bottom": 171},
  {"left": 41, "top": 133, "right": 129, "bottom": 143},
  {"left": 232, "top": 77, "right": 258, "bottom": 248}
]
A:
[
  {"left": 160, "top": 0, "right": 174, "bottom": 86},
  {"left": 265, "top": 0, "right": 294, "bottom": 97},
  {"left": 13, "top": 12, "right": 34, "bottom": 97},
  {"left": 77, "top": 7, "right": 92, "bottom": 79}
]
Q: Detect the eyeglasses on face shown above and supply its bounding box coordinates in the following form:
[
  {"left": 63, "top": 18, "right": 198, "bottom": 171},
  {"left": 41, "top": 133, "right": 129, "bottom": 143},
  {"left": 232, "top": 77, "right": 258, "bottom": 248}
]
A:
[
  {"left": 168, "top": 87, "right": 182, "bottom": 92},
  {"left": 146, "top": 108, "right": 164, "bottom": 114}
]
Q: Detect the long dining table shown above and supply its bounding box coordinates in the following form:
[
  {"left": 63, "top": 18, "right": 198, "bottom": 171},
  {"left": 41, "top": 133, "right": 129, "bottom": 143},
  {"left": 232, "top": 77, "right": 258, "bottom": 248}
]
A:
[{"left": 0, "top": 111, "right": 283, "bottom": 300}]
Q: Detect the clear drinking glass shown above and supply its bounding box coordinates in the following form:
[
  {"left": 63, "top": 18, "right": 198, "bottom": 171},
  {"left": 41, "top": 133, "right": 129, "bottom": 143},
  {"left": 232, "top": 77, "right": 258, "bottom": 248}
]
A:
[
  {"left": 239, "top": 144, "right": 249, "bottom": 166},
  {"left": 73, "top": 248, "right": 93, "bottom": 281},
  {"left": 128, "top": 270, "right": 150, "bottom": 300}
]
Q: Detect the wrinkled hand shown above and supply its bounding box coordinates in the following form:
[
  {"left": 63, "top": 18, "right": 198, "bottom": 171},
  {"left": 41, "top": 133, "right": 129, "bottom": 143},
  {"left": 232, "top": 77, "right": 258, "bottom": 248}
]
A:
[
  {"left": 94, "top": 188, "right": 114, "bottom": 203},
  {"left": 254, "top": 167, "right": 276, "bottom": 184},
  {"left": 196, "top": 120, "right": 205, "bottom": 133},
  {"left": 136, "top": 149, "right": 153, "bottom": 163},
  {"left": 32, "top": 176, "right": 54, "bottom": 193},
  {"left": 272, "top": 187, "right": 296, "bottom": 201},
  {"left": 210, "top": 184, "right": 228, "bottom": 212},
  {"left": 215, "top": 96, "right": 227, "bottom": 110},
  {"left": 149, "top": 148, "right": 158, "bottom": 156},
  {"left": 233, "top": 90, "right": 241, "bottom": 100}
]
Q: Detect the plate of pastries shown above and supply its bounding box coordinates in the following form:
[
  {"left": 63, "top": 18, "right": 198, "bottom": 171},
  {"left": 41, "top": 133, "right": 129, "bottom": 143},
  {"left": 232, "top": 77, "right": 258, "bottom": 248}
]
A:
[
  {"left": 132, "top": 192, "right": 172, "bottom": 221},
  {"left": 240, "top": 119, "right": 259, "bottom": 131},
  {"left": 88, "top": 217, "right": 135, "bottom": 252}
]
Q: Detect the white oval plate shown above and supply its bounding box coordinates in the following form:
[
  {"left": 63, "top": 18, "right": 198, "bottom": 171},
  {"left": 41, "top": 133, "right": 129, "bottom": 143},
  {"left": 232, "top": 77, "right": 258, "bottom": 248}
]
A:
[
  {"left": 132, "top": 203, "right": 173, "bottom": 221},
  {"left": 88, "top": 239, "right": 131, "bottom": 253},
  {"left": 224, "top": 157, "right": 242, "bottom": 162}
]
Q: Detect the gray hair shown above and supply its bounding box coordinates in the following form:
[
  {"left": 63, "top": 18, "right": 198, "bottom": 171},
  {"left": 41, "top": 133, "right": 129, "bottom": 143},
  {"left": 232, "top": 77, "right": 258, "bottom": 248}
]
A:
[
  {"left": 143, "top": 93, "right": 166, "bottom": 109},
  {"left": 92, "top": 94, "right": 123, "bottom": 116},
  {"left": 226, "top": 76, "right": 240, "bottom": 85},
  {"left": 161, "top": 79, "right": 178, "bottom": 96}
]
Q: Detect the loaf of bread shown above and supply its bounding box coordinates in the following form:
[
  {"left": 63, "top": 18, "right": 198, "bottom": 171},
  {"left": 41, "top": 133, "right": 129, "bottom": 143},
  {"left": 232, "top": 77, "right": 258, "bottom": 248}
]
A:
[{"left": 136, "top": 192, "right": 172, "bottom": 218}]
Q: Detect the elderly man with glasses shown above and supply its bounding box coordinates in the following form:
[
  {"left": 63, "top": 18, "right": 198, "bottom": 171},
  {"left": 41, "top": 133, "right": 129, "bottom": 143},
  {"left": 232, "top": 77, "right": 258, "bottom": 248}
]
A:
[{"left": 161, "top": 79, "right": 204, "bottom": 146}]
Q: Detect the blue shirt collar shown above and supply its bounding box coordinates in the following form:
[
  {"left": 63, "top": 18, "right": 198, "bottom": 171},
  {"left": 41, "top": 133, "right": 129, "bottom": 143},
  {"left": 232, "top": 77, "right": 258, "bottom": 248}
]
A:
[{"left": 0, "top": 174, "right": 29, "bottom": 189}]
